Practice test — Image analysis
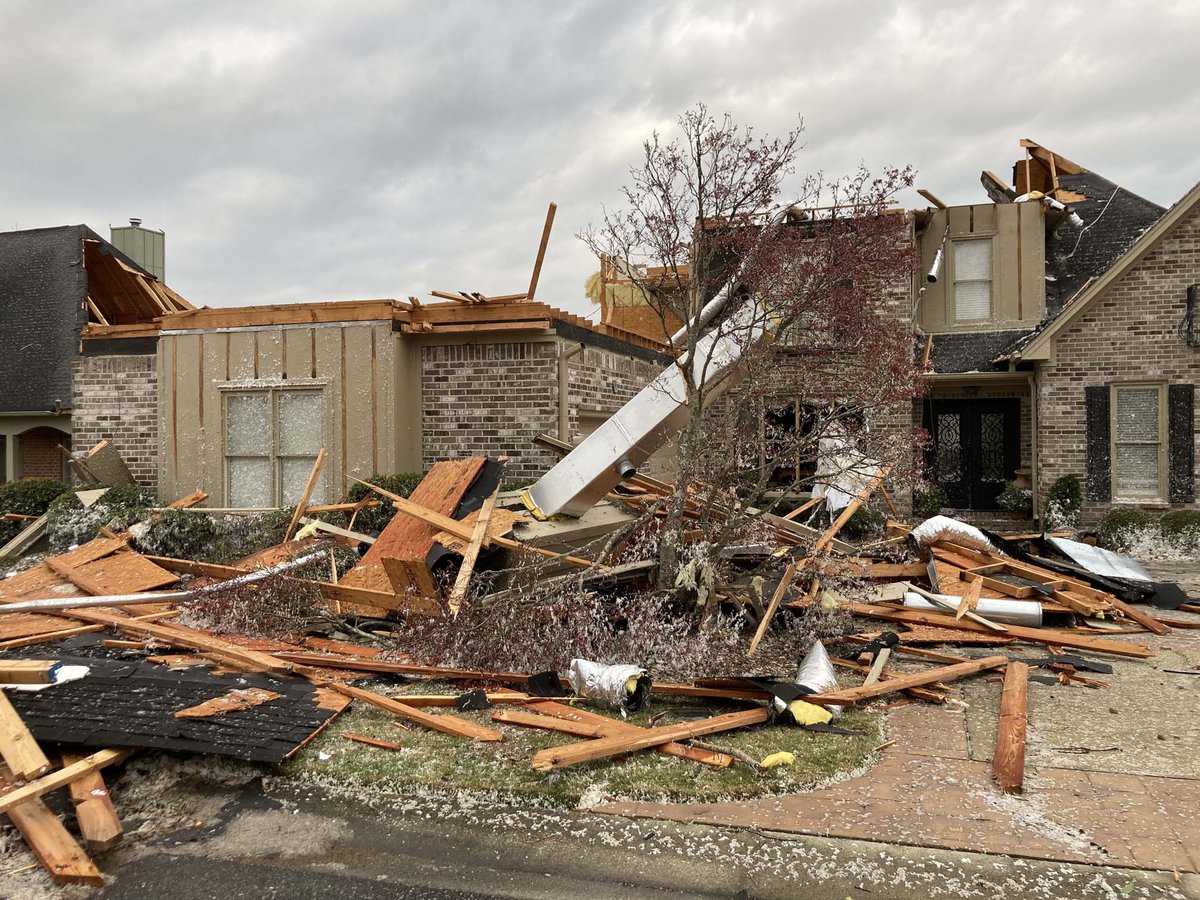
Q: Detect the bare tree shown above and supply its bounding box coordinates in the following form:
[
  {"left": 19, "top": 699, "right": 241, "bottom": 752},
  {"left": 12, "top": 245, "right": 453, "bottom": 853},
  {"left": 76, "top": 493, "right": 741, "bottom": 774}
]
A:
[{"left": 582, "top": 105, "right": 922, "bottom": 595}]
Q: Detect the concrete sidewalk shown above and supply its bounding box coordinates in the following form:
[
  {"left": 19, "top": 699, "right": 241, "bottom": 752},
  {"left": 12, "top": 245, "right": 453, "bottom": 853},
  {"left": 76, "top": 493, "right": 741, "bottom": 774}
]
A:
[{"left": 597, "top": 699, "right": 1200, "bottom": 874}]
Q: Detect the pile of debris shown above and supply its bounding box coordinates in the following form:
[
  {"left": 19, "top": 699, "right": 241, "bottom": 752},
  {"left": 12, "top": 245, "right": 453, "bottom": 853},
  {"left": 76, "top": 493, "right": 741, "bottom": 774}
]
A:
[{"left": 0, "top": 443, "right": 1192, "bottom": 887}]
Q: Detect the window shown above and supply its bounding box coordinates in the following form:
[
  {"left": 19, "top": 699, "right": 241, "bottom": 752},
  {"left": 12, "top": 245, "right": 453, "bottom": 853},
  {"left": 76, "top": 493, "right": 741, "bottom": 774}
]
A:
[
  {"left": 224, "top": 388, "right": 325, "bottom": 507},
  {"left": 953, "top": 238, "right": 992, "bottom": 321},
  {"left": 1111, "top": 383, "right": 1166, "bottom": 500}
]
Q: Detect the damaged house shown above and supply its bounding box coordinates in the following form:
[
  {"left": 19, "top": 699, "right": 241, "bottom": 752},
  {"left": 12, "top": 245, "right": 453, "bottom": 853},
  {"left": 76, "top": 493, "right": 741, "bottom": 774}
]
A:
[
  {"left": 915, "top": 140, "right": 1196, "bottom": 525},
  {"left": 77, "top": 295, "right": 668, "bottom": 506},
  {"left": 0, "top": 222, "right": 190, "bottom": 483}
]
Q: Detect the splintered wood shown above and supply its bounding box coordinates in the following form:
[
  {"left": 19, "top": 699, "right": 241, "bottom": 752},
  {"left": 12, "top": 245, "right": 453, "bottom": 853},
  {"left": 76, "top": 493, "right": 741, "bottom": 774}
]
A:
[{"left": 993, "top": 661, "right": 1029, "bottom": 793}]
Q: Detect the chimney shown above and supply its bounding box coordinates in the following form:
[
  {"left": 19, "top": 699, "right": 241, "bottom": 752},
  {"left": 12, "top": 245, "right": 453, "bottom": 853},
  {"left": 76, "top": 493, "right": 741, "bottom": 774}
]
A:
[{"left": 109, "top": 218, "right": 165, "bottom": 280}]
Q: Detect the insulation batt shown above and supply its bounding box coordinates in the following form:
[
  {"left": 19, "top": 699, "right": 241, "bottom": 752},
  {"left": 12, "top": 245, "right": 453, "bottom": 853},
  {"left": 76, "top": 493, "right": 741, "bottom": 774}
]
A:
[
  {"left": 567, "top": 659, "right": 649, "bottom": 713},
  {"left": 910, "top": 515, "right": 995, "bottom": 554}
]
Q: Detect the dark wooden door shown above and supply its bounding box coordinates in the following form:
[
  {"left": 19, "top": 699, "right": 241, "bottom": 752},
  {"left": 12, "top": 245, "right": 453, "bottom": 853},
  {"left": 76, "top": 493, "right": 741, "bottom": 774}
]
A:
[{"left": 925, "top": 399, "right": 1020, "bottom": 509}]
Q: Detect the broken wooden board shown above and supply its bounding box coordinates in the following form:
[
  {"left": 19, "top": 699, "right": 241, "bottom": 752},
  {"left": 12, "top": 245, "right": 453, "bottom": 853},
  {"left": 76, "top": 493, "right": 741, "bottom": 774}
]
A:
[
  {"left": 531, "top": 707, "right": 770, "bottom": 772},
  {"left": 0, "top": 513, "right": 49, "bottom": 561},
  {"left": 174, "top": 687, "right": 283, "bottom": 719},
  {"left": 0, "top": 749, "right": 132, "bottom": 816},
  {"left": 808, "top": 655, "right": 1009, "bottom": 707},
  {"left": 0, "top": 538, "right": 178, "bottom": 603},
  {"left": 327, "top": 682, "right": 503, "bottom": 742},
  {"left": 844, "top": 602, "right": 1153, "bottom": 658},
  {"left": 341, "top": 458, "right": 487, "bottom": 595},
  {"left": 516, "top": 701, "right": 732, "bottom": 767},
  {"left": 993, "top": 661, "right": 1029, "bottom": 794},
  {"left": 0, "top": 690, "right": 52, "bottom": 780},
  {"left": 5, "top": 790, "right": 105, "bottom": 885},
  {"left": 61, "top": 750, "right": 123, "bottom": 852}
]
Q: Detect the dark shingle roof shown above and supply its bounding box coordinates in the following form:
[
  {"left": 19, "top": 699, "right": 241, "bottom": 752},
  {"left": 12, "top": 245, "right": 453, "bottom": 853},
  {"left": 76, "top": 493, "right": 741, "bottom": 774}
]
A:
[
  {"left": 1045, "top": 171, "right": 1165, "bottom": 315},
  {"left": 930, "top": 329, "right": 1032, "bottom": 374},
  {"left": 0, "top": 224, "right": 94, "bottom": 412}
]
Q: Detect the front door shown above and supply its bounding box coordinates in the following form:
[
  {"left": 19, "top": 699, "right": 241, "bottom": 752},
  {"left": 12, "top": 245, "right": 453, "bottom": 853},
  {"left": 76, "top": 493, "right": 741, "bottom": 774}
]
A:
[{"left": 925, "top": 399, "right": 1020, "bottom": 509}]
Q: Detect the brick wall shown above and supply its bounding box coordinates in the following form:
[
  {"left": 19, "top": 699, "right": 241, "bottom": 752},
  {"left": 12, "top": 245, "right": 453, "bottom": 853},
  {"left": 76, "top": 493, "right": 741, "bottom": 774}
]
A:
[
  {"left": 17, "top": 427, "right": 66, "bottom": 480},
  {"left": 1036, "top": 202, "right": 1200, "bottom": 525},
  {"left": 71, "top": 354, "right": 159, "bottom": 488},
  {"left": 421, "top": 338, "right": 663, "bottom": 482},
  {"left": 421, "top": 340, "right": 560, "bottom": 480}
]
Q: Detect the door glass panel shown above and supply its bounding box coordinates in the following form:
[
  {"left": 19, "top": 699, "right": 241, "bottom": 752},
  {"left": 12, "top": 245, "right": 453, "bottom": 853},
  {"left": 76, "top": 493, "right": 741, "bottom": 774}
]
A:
[
  {"left": 935, "top": 413, "right": 961, "bottom": 482},
  {"left": 979, "top": 412, "right": 1006, "bottom": 482}
]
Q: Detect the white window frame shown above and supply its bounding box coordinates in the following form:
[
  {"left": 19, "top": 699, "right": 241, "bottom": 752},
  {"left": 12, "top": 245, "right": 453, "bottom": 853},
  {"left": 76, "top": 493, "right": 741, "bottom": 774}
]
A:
[
  {"left": 1110, "top": 382, "right": 1168, "bottom": 503},
  {"left": 222, "top": 384, "right": 326, "bottom": 507},
  {"left": 951, "top": 237, "right": 994, "bottom": 323}
]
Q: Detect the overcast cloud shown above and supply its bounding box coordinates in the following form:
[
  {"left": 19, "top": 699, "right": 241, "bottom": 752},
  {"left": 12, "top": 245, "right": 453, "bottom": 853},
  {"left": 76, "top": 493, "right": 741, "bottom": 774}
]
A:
[{"left": 2, "top": 0, "right": 1197, "bottom": 317}]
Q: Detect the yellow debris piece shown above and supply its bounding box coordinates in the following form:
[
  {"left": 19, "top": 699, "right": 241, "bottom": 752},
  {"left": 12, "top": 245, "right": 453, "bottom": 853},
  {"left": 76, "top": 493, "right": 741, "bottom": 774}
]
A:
[
  {"left": 787, "top": 699, "right": 833, "bottom": 726},
  {"left": 760, "top": 751, "right": 796, "bottom": 769}
]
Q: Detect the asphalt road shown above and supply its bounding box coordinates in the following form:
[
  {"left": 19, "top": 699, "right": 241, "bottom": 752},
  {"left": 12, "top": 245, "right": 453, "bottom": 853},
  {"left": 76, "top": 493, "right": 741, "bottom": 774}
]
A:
[{"left": 80, "top": 776, "right": 1194, "bottom": 900}]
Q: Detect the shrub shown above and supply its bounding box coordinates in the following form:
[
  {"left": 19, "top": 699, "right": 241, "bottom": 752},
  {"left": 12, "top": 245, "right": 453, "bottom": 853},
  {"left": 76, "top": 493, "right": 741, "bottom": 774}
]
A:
[
  {"left": 912, "top": 484, "right": 947, "bottom": 520},
  {"left": 1044, "top": 475, "right": 1083, "bottom": 530},
  {"left": 345, "top": 473, "right": 423, "bottom": 535},
  {"left": 46, "top": 484, "right": 156, "bottom": 551},
  {"left": 996, "top": 482, "right": 1032, "bottom": 514},
  {"left": 0, "top": 477, "right": 68, "bottom": 546},
  {"left": 1096, "top": 507, "right": 1157, "bottom": 550},
  {"left": 1160, "top": 509, "right": 1200, "bottom": 540},
  {"left": 839, "top": 506, "right": 884, "bottom": 539},
  {"left": 134, "top": 506, "right": 300, "bottom": 565}
]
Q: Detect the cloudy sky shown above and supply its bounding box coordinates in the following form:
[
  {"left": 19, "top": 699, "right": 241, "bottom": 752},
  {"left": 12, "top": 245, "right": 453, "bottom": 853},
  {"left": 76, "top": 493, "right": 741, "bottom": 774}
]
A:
[{"left": 2, "top": 0, "right": 1197, "bottom": 317}]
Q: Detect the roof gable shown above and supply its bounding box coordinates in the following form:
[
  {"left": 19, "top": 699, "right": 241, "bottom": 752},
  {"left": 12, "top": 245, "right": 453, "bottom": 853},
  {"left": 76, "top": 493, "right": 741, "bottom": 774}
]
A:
[{"left": 1014, "top": 180, "right": 1200, "bottom": 362}]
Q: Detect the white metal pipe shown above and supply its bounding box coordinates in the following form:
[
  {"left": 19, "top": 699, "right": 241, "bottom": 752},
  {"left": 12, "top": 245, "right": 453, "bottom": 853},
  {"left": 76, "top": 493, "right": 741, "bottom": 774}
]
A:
[
  {"left": 0, "top": 550, "right": 329, "bottom": 614},
  {"left": 902, "top": 592, "right": 1043, "bottom": 627}
]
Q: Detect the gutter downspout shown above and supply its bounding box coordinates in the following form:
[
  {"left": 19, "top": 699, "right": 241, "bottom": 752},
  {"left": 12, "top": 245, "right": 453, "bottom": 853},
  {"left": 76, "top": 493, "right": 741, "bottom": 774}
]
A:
[
  {"left": 558, "top": 342, "right": 585, "bottom": 440},
  {"left": 1027, "top": 372, "right": 1040, "bottom": 523}
]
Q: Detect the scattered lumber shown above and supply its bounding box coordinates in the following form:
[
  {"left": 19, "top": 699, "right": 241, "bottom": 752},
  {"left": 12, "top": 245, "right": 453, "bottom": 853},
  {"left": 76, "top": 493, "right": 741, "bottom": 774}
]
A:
[
  {"left": 0, "top": 749, "right": 133, "bottom": 816},
  {"left": 993, "top": 661, "right": 1029, "bottom": 793},
  {"left": 4, "top": 790, "right": 105, "bottom": 886},
  {"left": 808, "top": 656, "right": 1009, "bottom": 707},
  {"left": 327, "top": 683, "right": 503, "bottom": 742},
  {"left": 0, "top": 660, "right": 59, "bottom": 685},
  {"left": 531, "top": 707, "right": 769, "bottom": 771}
]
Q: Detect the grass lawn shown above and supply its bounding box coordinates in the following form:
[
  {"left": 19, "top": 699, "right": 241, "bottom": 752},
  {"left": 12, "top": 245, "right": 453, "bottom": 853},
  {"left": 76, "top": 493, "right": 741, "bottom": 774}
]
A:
[{"left": 281, "top": 680, "right": 884, "bottom": 806}]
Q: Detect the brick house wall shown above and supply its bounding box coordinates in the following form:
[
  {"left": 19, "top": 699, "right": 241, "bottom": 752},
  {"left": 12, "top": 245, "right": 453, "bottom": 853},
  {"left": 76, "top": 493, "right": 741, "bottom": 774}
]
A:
[
  {"left": 17, "top": 427, "right": 67, "bottom": 480},
  {"left": 1035, "top": 203, "right": 1200, "bottom": 525},
  {"left": 71, "top": 354, "right": 159, "bottom": 488},
  {"left": 421, "top": 337, "right": 664, "bottom": 482}
]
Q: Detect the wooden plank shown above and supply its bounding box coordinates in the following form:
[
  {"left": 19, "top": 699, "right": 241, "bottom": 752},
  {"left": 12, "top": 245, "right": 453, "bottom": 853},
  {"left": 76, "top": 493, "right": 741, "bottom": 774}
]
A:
[
  {"left": 749, "top": 464, "right": 892, "bottom": 654},
  {"left": 531, "top": 707, "right": 769, "bottom": 771},
  {"left": 341, "top": 458, "right": 486, "bottom": 594},
  {"left": 0, "top": 750, "right": 132, "bottom": 816},
  {"left": 298, "top": 517, "right": 375, "bottom": 545},
  {"left": 327, "top": 682, "right": 503, "bottom": 742},
  {"left": 61, "top": 751, "right": 123, "bottom": 852},
  {"left": 1108, "top": 595, "right": 1169, "bottom": 636},
  {"left": 174, "top": 687, "right": 283, "bottom": 719},
  {"left": 0, "top": 690, "right": 52, "bottom": 780},
  {"left": 993, "top": 661, "right": 1029, "bottom": 794},
  {"left": 43, "top": 558, "right": 113, "bottom": 597},
  {"left": 810, "top": 655, "right": 1008, "bottom": 707},
  {"left": 284, "top": 449, "right": 327, "bottom": 541},
  {"left": 0, "top": 660, "right": 57, "bottom": 685},
  {"left": 6, "top": 794, "right": 105, "bottom": 885},
  {"left": 843, "top": 603, "right": 1152, "bottom": 658},
  {"left": 527, "top": 202, "right": 557, "bottom": 300},
  {"left": 0, "top": 513, "right": 48, "bottom": 560},
  {"left": 0, "top": 610, "right": 180, "bottom": 651},
  {"left": 342, "top": 733, "right": 404, "bottom": 751},
  {"left": 520, "top": 701, "right": 732, "bottom": 767},
  {"left": 271, "top": 651, "right": 531, "bottom": 685},
  {"left": 447, "top": 485, "right": 500, "bottom": 617}
]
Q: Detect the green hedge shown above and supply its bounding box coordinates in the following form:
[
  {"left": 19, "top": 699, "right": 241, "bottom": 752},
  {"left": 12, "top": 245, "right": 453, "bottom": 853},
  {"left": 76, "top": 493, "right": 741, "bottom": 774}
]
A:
[{"left": 0, "top": 478, "right": 69, "bottom": 546}]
